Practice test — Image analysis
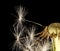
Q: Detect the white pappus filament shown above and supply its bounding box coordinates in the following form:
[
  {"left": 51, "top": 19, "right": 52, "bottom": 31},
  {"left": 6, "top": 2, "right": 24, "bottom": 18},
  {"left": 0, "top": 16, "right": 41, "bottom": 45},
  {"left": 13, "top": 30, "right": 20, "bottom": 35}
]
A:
[{"left": 10, "top": 6, "right": 52, "bottom": 51}]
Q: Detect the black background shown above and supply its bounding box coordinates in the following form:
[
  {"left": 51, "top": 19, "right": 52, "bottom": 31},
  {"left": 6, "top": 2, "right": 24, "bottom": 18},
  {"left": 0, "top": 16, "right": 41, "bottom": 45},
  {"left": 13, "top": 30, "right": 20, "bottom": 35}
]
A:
[
  {"left": 7, "top": 0, "right": 60, "bottom": 25},
  {"left": 5, "top": 0, "right": 60, "bottom": 51}
]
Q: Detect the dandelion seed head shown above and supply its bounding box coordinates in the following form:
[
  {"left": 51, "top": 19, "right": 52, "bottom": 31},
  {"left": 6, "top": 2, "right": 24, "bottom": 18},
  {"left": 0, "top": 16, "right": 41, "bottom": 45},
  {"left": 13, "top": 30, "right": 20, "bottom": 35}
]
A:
[{"left": 11, "top": 6, "right": 52, "bottom": 51}]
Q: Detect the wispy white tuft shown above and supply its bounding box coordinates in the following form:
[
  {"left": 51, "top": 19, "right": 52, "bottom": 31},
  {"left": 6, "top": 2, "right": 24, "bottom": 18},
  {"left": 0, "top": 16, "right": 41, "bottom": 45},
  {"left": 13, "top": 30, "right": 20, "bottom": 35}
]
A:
[
  {"left": 28, "top": 26, "right": 35, "bottom": 41},
  {"left": 40, "top": 41, "right": 51, "bottom": 51},
  {"left": 23, "top": 27, "right": 35, "bottom": 51},
  {"left": 12, "top": 24, "right": 25, "bottom": 51},
  {"left": 17, "top": 6, "right": 27, "bottom": 23}
]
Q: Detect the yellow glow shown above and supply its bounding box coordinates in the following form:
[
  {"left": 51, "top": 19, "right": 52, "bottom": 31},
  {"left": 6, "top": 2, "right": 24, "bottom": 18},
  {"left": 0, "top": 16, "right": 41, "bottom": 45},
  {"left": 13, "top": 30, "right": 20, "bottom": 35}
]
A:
[
  {"left": 54, "top": 36, "right": 60, "bottom": 51},
  {"left": 48, "top": 23, "right": 60, "bottom": 51},
  {"left": 48, "top": 23, "right": 60, "bottom": 35}
]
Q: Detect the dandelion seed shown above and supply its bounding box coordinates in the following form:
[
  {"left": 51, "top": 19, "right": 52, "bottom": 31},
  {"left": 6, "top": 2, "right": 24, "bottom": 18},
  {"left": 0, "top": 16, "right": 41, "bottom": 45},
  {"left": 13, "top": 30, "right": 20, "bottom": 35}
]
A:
[
  {"left": 17, "top": 6, "right": 27, "bottom": 23},
  {"left": 12, "top": 24, "right": 25, "bottom": 51},
  {"left": 28, "top": 26, "right": 35, "bottom": 41}
]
